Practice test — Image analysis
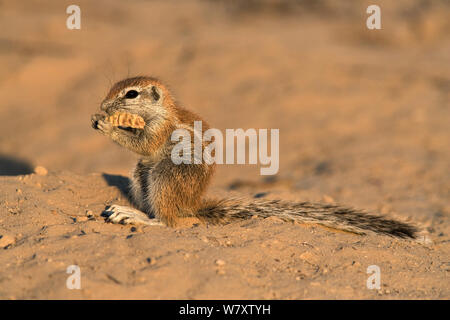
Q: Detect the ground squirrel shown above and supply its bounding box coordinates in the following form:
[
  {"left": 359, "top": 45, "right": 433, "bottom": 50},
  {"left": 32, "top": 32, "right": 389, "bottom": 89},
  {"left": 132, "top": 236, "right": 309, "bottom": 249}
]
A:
[{"left": 91, "top": 76, "right": 420, "bottom": 239}]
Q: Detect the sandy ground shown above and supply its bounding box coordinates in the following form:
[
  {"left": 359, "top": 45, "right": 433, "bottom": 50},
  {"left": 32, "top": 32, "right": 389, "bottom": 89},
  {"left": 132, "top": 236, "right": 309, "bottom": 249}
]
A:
[{"left": 0, "top": 0, "right": 449, "bottom": 299}]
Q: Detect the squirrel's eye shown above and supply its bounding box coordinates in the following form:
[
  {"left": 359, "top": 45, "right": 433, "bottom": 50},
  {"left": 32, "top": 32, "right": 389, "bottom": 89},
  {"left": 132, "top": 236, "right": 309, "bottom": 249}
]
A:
[{"left": 125, "top": 90, "right": 139, "bottom": 99}]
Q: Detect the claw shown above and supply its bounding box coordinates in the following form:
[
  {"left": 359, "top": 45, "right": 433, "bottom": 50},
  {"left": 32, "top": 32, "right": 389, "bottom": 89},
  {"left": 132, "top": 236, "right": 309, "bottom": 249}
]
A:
[
  {"left": 102, "top": 205, "right": 163, "bottom": 226},
  {"left": 91, "top": 114, "right": 106, "bottom": 130}
]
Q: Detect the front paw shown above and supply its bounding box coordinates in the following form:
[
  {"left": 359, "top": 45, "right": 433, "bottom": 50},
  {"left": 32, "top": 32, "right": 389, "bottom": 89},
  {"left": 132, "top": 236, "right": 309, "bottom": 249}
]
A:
[
  {"left": 91, "top": 113, "right": 104, "bottom": 129},
  {"left": 91, "top": 114, "right": 112, "bottom": 135}
]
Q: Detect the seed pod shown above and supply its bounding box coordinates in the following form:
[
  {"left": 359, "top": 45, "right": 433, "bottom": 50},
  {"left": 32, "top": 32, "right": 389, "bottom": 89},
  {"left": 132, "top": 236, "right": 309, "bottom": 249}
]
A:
[{"left": 108, "top": 112, "right": 145, "bottom": 129}]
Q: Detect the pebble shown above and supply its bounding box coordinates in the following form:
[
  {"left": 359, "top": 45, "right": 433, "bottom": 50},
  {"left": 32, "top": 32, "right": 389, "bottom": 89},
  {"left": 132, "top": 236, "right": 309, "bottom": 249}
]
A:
[
  {"left": 265, "top": 216, "right": 283, "bottom": 223},
  {"left": 34, "top": 166, "right": 48, "bottom": 176},
  {"left": 0, "top": 234, "right": 15, "bottom": 248},
  {"left": 85, "top": 210, "right": 95, "bottom": 220},
  {"left": 380, "top": 205, "right": 391, "bottom": 215},
  {"left": 299, "top": 251, "right": 319, "bottom": 264},
  {"left": 215, "top": 259, "right": 226, "bottom": 266},
  {"left": 439, "top": 263, "right": 449, "bottom": 271}
]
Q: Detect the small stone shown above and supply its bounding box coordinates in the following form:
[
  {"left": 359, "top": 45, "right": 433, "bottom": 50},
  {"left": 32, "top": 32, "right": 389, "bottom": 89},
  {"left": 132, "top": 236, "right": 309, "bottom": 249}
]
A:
[
  {"left": 0, "top": 235, "right": 15, "bottom": 248},
  {"left": 85, "top": 210, "right": 96, "bottom": 220},
  {"left": 323, "top": 195, "right": 335, "bottom": 203},
  {"left": 216, "top": 269, "right": 226, "bottom": 275},
  {"left": 380, "top": 205, "right": 391, "bottom": 215},
  {"left": 76, "top": 216, "right": 89, "bottom": 222},
  {"left": 299, "top": 252, "right": 319, "bottom": 264},
  {"left": 351, "top": 261, "right": 361, "bottom": 267},
  {"left": 254, "top": 192, "right": 267, "bottom": 198},
  {"left": 215, "top": 259, "right": 226, "bottom": 266},
  {"left": 34, "top": 166, "right": 48, "bottom": 176},
  {"left": 265, "top": 216, "right": 283, "bottom": 223},
  {"left": 439, "top": 263, "right": 450, "bottom": 271}
]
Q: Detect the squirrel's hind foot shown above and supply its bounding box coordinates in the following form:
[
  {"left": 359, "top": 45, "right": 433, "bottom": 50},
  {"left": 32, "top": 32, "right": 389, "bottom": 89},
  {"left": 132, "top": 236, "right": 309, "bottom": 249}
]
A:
[{"left": 102, "top": 205, "right": 163, "bottom": 226}]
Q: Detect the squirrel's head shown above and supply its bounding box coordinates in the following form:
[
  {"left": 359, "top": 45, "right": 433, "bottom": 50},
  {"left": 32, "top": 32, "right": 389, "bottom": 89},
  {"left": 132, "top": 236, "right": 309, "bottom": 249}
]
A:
[{"left": 100, "top": 76, "right": 174, "bottom": 120}]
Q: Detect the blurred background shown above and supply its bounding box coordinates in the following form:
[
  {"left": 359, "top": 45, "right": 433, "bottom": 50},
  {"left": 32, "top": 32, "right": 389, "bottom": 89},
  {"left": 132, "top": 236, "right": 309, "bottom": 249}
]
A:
[{"left": 0, "top": 0, "right": 449, "bottom": 222}]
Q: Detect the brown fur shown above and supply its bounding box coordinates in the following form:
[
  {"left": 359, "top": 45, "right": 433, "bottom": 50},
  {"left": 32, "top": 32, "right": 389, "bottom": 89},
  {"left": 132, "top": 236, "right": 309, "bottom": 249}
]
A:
[{"left": 92, "top": 76, "right": 420, "bottom": 239}]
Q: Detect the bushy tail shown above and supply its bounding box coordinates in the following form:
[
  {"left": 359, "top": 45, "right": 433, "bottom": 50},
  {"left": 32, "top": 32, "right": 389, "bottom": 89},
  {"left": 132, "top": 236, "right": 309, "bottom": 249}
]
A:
[{"left": 197, "top": 198, "right": 419, "bottom": 239}]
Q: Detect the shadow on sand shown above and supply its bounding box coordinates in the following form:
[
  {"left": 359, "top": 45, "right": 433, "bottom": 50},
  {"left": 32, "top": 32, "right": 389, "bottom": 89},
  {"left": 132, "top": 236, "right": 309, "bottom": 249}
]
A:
[
  {"left": 102, "top": 173, "right": 131, "bottom": 200},
  {"left": 0, "top": 154, "right": 34, "bottom": 176}
]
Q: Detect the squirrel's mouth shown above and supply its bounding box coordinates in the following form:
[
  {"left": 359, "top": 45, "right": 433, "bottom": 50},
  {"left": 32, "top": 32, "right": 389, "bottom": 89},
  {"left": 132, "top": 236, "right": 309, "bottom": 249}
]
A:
[{"left": 118, "top": 126, "right": 136, "bottom": 133}]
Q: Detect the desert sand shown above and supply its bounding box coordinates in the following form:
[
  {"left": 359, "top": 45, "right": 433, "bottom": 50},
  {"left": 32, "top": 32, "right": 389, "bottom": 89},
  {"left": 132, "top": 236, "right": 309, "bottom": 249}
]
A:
[{"left": 0, "top": 0, "right": 449, "bottom": 299}]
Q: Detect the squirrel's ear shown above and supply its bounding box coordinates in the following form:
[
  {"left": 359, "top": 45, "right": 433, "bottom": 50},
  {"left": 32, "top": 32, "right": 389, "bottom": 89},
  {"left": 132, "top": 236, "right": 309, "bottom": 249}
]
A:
[{"left": 150, "top": 86, "right": 161, "bottom": 102}]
